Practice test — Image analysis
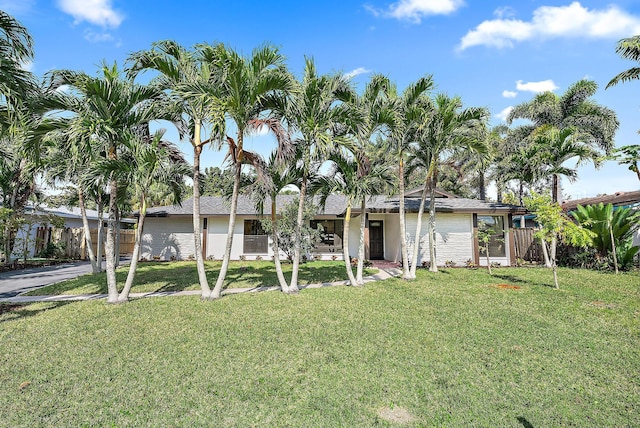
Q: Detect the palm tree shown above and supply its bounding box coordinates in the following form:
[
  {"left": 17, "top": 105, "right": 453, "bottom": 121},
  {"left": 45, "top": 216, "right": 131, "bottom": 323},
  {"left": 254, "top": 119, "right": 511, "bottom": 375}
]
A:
[
  {"left": 407, "top": 94, "right": 488, "bottom": 275},
  {"left": 347, "top": 74, "right": 395, "bottom": 283},
  {"left": 387, "top": 76, "right": 434, "bottom": 279},
  {"left": 607, "top": 35, "right": 640, "bottom": 88},
  {"left": 0, "top": 10, "right": 35, "bottom": 103},
  {"left": 245, "top": 151, "right": 300, "bottom": 292},
  {"left": 50, "top": 63, "right": 169, "bottom": 303},
  {"left": 127, "top": 41, "right": 226, "bottom": 299},
  {"left": 507, "top": 79, "right": 619, "bottom": 201},
  {"left": 285, "top": 58, "right": 355, "bottom": 291},
  {"left": 320, "top": 149, "right": 395, "bottom": 285},
  {"left": 206, "top": 44, "right": 295, "bottom": 300},
  {"left": 529, "top": 125, "right": 600, "bottom": 203},
  {"left": 42, "top": 120, "right": 103, "bottom": 274},
  {"left": 116, "top": 128, "right": 189, "bottom": 301}
]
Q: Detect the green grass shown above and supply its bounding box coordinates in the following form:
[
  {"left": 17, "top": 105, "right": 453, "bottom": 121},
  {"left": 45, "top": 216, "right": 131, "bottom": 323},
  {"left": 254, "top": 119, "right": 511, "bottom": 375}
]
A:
[
  {"left": 24, "top": 260, "right": 375, "bottom": 296},
  {"left": 2, "top": 267, "right": 639, "bottom": 426}
]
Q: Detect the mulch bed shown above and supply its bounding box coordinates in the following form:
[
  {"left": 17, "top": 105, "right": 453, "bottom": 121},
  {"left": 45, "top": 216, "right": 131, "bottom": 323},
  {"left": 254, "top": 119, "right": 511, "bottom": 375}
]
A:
[
  {"left": 0, "top": 259, "right": 75, "bottom": 273},
  {"left": 0, "top": 303, "right": 25, "bottom": 315}
]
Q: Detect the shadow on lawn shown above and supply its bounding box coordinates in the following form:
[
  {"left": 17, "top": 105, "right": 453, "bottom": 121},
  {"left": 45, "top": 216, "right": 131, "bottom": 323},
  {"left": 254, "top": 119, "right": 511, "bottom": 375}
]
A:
[
  {"left": 493, "top": 272, "right": 555, "bottom": 289},
  {"left": 517, "top": 416, "right": 535, "bottom": 428},
  {"left": 0, "top": 301, "right": 73, "bottom": 324}
]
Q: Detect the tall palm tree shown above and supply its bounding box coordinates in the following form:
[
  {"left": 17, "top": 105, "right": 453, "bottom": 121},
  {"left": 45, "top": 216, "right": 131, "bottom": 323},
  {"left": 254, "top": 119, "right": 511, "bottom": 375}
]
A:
[
  {"left": 50, "top": 63, "right": 169, "bottom": 303},
  {"left": 245, "top": 150, "right": 300, "bottom": 292},
  {"left": 320, "top": 149, "right": 395, "bottom": 285},
  {"left": 285, "top": 58, "right": 355, "bottom": 292},
  {"left": 127, "top": 41, "right": 226, "bottom": 298},
  {"left": 387, "top": 76, "right": 434, "bottom": 279},
  {"left": 407, "top": 94, "right": 488, "bottom": 275},
  {"left": 347, "top": 74, "right": 395, "bottom": 283},
  {"left": 42, "top": 118, "right": 103, "bottom": 274},
  {"left": 607, "top": 35, "right": 640, "bottom": 88},
  {"left": 507, "top": 79, "right": 618, "bottom": 201},
  {"left": 115, "top": 129, "right": 189, "bottom": 301},
  {"left": 206, "top": 44, "right": 295, "bottom": 300}
]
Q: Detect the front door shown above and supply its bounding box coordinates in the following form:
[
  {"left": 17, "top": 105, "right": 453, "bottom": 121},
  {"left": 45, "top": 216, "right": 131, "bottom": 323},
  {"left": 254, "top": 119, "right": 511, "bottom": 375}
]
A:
[{"left": 369, "top": 221, "right": 384, "bottom": 260}]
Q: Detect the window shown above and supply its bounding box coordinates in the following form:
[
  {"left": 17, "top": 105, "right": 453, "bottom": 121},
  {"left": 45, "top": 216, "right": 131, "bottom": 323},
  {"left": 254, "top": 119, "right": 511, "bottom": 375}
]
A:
[
  {"left": 310, "top": 220, "right": 343, "bottom": 252},
  {"left": 243, "top": 220, "right": 268, "bottom": 254},
  {"left": 477, "top": 215, "right": 506, "bottom": 257}
]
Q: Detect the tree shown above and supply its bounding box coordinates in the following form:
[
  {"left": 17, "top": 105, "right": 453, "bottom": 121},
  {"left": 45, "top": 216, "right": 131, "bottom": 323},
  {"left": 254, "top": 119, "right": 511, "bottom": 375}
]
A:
[
  {"left": 524, "top": 193, "right": 593, "bottom": 288},
  {"left": 317, "top": 149, "right": 393, "bottom": 285},
  {"left": 607, "top": 35, "right": 640, "bottom": 88},
  {"left": 115, "top": 129, "right": 189, "bottom": 301},
  {"left": 285, "top": 58, "right": 355, "bottom": 291},
  {"left": 507, "top": 79, "right": 619, "bottom": 202},
  {"left": 347, "top": 74, "right": 395, "bottom": 284},
  {"left": 407, "top": 94, "right": 488, "bottom": 275},
  {"left": 246, "top": 150, "right": 301, "bottom": 292},
  {"left": 127, "top": 41, "right": 226, "bottom": 299},
  {"left": 188, "top": 44, "right": 295, "bottom": 299},
  {"left": 529, "top": 125, "right": 600, "bottom": 204},
  {"left": 50, "top": 63, "right": 170, "bottom": 303},
  {"left": 387, "top": 76, "right": 435, "bottom": 279}
]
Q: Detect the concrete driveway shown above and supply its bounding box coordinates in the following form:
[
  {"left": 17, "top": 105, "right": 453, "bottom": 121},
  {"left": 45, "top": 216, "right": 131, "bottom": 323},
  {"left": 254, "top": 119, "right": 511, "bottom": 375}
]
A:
[{"left": 0, "top": 261, "right": 102, "bottom": 298}]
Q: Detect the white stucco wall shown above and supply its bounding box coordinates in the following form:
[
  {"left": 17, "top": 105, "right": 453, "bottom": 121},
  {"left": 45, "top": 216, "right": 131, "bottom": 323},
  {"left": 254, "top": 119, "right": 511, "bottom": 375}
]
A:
[{"left": 141, "top": 216, "right": 196, "bottom": 260}]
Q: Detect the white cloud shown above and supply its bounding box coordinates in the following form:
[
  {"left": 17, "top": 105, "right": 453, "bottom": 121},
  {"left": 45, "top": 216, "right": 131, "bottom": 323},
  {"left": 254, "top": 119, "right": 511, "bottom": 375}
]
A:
[
  {"left": 366, "top": 0, "right": 464, "bottom": 23},
  {"left": 459, "top": 2, "right": 640, "bottom": 50},
  {"left": 57, "top": 0, "right": 124, "bottom": 28},
  {"left": 502, "top": 90, "right": 517, "bottom": 98},
  {"left": 344, "top": 67, "right": 371, "bottom": 79},
  {"left": 83, "top": 30, "right": 114, "bottom": 43},
  {"left": 516, "top": 79, "right": 558, "bottom": 93},
  {"left": 495, "top": 106, "right": 513, "bottom": 122}
]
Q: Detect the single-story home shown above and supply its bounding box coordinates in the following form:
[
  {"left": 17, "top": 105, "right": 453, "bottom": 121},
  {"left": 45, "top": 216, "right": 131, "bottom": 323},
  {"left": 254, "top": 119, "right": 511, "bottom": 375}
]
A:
[{"left": 141, "top": 189, "right": 526, "bottom": 267}]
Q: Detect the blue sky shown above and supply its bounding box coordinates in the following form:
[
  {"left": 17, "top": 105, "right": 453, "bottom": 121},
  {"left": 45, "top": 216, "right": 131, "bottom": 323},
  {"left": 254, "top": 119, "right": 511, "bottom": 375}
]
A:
[{"left": 3, "top": 0, "right": 640, "bottom": 199}]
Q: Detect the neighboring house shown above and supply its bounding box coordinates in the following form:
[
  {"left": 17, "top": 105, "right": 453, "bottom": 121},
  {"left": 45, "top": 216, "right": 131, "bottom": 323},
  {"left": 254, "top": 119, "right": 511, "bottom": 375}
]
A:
[
  {"left": 561, "top": 190, "right": 640, "bottom": 248},
  {"left": 142, "top": 190, "right": 525, "bottom": 267},
  {"left": 11, "top": 205, "right": 135, "bottom": 259}
]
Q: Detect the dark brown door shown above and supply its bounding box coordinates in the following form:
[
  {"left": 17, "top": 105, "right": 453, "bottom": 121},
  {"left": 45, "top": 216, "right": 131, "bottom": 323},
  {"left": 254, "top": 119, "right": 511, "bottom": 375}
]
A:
[{"left": 369, "top": 221, "right": 384, "bottom": 260}]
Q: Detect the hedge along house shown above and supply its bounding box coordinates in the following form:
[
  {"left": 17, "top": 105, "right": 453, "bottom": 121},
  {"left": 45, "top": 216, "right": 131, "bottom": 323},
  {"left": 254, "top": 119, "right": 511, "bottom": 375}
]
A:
[{"left": 140, "top": 189, "right": 526, "bottom": 266}]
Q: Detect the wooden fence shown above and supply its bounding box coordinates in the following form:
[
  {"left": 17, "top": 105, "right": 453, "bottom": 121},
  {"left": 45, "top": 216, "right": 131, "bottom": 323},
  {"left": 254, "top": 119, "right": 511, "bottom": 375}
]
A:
[
  {"left": 512, "top": 227, "right": 543, "bottom": 263},
  {"left": 35, "top": 227, "right": 135, "bottom": 259}
]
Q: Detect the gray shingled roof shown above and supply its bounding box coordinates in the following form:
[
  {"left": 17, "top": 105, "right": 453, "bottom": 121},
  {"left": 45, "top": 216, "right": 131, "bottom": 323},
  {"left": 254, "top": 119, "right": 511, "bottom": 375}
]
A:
[{"left": 145, "top": 194, "right": 524, "bottom": 217}]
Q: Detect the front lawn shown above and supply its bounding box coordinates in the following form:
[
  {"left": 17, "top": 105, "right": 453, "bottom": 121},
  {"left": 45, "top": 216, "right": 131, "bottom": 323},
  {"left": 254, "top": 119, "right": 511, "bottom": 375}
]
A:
[
  {"left": 24, "top": 260, "right": 373, "bottom": 296},
  {"left": 2, "top": 267, "right": 639, "bottom": 426}
]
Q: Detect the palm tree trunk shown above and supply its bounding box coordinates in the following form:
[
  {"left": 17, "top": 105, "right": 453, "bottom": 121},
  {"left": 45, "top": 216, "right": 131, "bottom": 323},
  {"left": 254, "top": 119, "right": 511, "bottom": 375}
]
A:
[
  {"left": 552, "top": 174, "right": 559, "bottom": 204},
  {"left": 398, "top": 155, "right": 411, "bottom": 280},
  {"left": 105, "top": 174, "right": 119, "bottom": 304},
  {"left": 410, "top": 181, "right": 429, "bottom": 278},
  {"left": 356, "top": 198, "right": 366, "bottom": 285},
  {"left": 119, "top": 195, "right": 146, "bottom": 302},
  {"left": 115, "top": 205, "right": 121, "bottom": 267},
  {"left": 191, "top": 126, "right": 211, "bottom": 297},
  {"left": 212, "top": 160, "right": 241, "bottom": 299},
  {"left": 428, "top": 178, "right": 438, "bottom": 273},
  {"left": 78, "top": 188, "right": 99, "bottom": 274},
  {"left": 96, "top": 196, "right": 104, "bottom": 272},
  {"left": 289, "top": 173, "right": 307, "bottom": 293},
  {"left": 271, "top": 196, "right": 290, "bottom": 292},
  {"left": 342, "top": 203, "right": 357, "bottom": 286},
  {"left": 478, "top": 171, "right": 486, "bottom": 201}
]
